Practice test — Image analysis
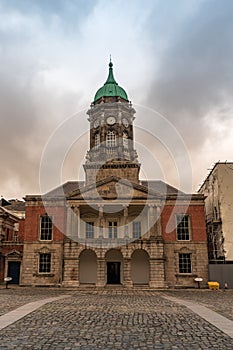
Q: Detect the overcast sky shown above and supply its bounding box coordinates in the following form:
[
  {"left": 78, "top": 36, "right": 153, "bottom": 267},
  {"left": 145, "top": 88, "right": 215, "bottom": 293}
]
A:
[{"left": 0, "top": 0, "right": 233, "bottom": 199}]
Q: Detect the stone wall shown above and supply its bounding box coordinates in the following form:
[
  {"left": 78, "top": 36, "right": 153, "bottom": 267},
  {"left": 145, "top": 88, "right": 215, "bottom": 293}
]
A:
[{"left": 20, "top": 242, "right": 63, "bottom": 286}]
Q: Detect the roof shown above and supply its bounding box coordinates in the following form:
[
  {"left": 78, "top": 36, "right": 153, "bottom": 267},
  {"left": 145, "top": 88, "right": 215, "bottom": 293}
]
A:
[
  {"left": 45, "top": 181, "right": 85, "bottom": 196},
  {"left": 0, "top": 197, "right": 11, "bottom": 207},
  {"left": 67, "top": 176, "right": 161, "bottom": 200},
  {"left": 45, "top": 179, "right": 183, "bottom": 198},
  {"left": 94, "top": 60, "right": 128, "bottom": 103},
  {"left": 6, "top": 200, "right": 25, "bottom": 212},
  {"left": 0, "top": 206, "right": 21, "bottom": 221},
  {"left": 140, "top": 180, "right": 183, "bottom": 195},
  {"left": 198, "top": 161, "right": 233, "bottom": 192}
]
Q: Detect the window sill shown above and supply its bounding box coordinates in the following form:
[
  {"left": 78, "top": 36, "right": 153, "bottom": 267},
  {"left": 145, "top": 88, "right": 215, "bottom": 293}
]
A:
[
  {"left": 39, "top": 240, "right": 53, "bottom": 242},
  {"left": 175, "top": 273, "right": 197, "bottom": 278},
  {"left": 177, "top": 239, "right": 191, "bottom": 242},
  {"left": 33, "top": 273, "right": 54, "bottom": 277}
]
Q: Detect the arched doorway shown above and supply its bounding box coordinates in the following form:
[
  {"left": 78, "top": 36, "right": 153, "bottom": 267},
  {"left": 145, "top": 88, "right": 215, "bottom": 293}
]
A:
[
  {"left": 131, "top": 249, "right": 149, "bottom": 284},
  {"left": 79, "top": 249, "right": 97, "bottom": 284},
  {"left": 105, "top": 249, "right": 123, "bottom": 284}
]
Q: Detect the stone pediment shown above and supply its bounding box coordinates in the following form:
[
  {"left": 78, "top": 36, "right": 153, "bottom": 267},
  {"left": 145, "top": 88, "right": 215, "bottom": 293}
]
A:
[
  {"left": 0, "top": 206, "right": 9, "bottom": 216},
  {"left": 67, "top": 176, "right": 161, "bottom": 201},
  {"left": 5, "top": 249, "right": 22, "bottom": 259},
  {"left": 0, "top": 206, "right": 20, "bottom": 221}
]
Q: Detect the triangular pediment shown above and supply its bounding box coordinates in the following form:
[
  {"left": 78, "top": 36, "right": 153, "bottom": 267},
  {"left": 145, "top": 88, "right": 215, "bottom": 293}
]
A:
[
  {"left": 0, "top": 206, "right": 5, "bottom": 214},
  {"left": 5, "top": 249, "right": 22, "bottom": 259},
  {"left": 0, "top": 206, "right": 20, "bottom": 221},
  {"left": 67, "top": 176, "right": 161, "bottom": 201}
]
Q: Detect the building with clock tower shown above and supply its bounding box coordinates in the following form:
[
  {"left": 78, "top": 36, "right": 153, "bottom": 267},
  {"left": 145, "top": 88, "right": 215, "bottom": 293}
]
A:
[
  {"left": 20, "top": 60, "right": 209, "bottom": 289},
  {"left": 84, "top": 59, "right": 140, "bottom": 185}
]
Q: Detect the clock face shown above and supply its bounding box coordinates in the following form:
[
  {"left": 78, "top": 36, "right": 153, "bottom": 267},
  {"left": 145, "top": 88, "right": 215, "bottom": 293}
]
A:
[
  {"left": 93, "top": 119, "right": 99, "bottom": 128},
  {"left": 107, "top": 116, "right": 116, "bottom": 125},
  {"left": 122, "top": 118, "right": 129, "bottom": 127}
]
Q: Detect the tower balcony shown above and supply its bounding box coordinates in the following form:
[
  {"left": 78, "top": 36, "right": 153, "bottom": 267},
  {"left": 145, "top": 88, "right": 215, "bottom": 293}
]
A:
[{"left": 87, "top": 146, "right": 132, "bottom": 162}]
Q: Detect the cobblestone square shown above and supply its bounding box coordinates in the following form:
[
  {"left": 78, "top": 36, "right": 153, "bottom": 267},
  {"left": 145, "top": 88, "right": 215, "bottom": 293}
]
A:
[{"left": 0, "top": 288, "right": 233, "bottom": 349}]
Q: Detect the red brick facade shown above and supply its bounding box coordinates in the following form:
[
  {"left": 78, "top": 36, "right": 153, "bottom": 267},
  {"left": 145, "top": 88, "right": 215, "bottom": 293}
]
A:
[
  {"left": 18, "top": 190, "right": 209, "bottom": 288},
  {"left": 24, "top": 204, "right": 66, "bottom": 242},
  {"left": 161, "top": 204, "right": 207, "bottom": 242},
  {"left": 0, "top": 207, "right": 25, "bottom": 284}
]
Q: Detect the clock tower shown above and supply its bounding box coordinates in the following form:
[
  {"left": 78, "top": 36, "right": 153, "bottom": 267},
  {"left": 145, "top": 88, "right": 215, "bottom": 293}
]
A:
[{"left": 84, "top": 60, "right": 140, "bottom": 184}]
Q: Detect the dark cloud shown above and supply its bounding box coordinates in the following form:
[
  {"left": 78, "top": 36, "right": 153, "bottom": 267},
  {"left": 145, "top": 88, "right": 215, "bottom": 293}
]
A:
[
  {"left": 0, "top": 47, "right": 82, "bottom": 198},
  {"left": 1, "top": 0, "right": 233, "bottom": 197},
  {"left": 145, "top": 0, "right": 233, "bottom": 149}
]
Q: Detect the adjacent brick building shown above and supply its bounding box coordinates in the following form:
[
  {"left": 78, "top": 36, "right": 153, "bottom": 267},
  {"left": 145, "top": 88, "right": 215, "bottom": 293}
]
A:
[
  {"left": 20, "top": 61, "right": 208, "bottom": 288},
  {"left": 0, "top": 199, "right": 25, "bottom": 284}
]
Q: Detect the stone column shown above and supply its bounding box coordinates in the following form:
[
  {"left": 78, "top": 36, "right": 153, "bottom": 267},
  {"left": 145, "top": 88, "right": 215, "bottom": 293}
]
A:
[
  {"left": 62, "top": 237, "right": 80, "bottom": 287},
  {"left": 123, "top": 258, "right": 133, "bottom": 287},
  {"left": 156, "top": 206, "right": 162, "bottom": 238},
  {"left": 66, "top": 206, "right": 73, "bottom": 240},
  {"left": 149, "top": 258, "right": 165, "bottom": 288},
  {"left": 100, "top": 112, "right": 106, "bottom": 162},
  {"left": 72, "top": 206, "right": 79, "bottom": 241},
  {"left": 98, "top": 204, "right": 104, "bottom": 238},
  {"left": 123, "top": 205, "right": 129, "bottom": 239},
  {"left": 118, "top": 111, "right": 123, "bottom": 157},
  {"left": 62, "top": 258, "right": 80, "bottom": 287},
  {"left": 96, "top": 258, "right": 106, "bottom": 287},
  {"left": 147, "top": 204, "right": 156, "bottom": 237},
  {"left": 77, "top": 206, "right": 81, "bottom": 238},
  {"left": 66, "top": 207, "right": 80, "bottom": 242}
]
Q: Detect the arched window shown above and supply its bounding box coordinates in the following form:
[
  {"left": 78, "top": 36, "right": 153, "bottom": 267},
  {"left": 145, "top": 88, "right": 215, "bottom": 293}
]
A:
[
  {"left": 107, "top": 130, "right": 116, "bottom": 147},
  {"left": 95, "top": 133, "right": 100, "bottom": 147},
  {"left": 123, "top": 131, "right": 128, "bottom": 149}
]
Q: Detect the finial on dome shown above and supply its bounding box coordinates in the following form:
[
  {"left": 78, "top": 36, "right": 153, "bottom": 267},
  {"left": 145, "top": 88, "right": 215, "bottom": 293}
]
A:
[{"left": 109, "top": 54, "right": 113, "bottom": 68}]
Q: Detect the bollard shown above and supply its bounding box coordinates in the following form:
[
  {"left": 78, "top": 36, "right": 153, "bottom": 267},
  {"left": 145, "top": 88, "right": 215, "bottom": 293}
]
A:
[
  {"left": 194, "top": 277, "right": 203, "bottom": 289},
  {"left": 4, "top": 277, "right": 12, "bottom": 289}
]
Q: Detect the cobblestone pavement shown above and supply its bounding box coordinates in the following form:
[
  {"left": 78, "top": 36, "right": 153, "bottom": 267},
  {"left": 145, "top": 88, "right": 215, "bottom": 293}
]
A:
[
  {"left": 162, "top": 289, "right": 233, "bottom": 321},
  {"left": 0, "top": 287, "right": 67, "bottom": 317},
  {"left": 0, "top": 288, "right": 233, "bottom": 349}
]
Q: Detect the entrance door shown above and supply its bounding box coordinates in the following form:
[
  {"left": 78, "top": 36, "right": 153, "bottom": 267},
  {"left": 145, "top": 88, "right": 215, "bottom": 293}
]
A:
[
  {"left": 107, "top": 262, "right": 121, "bottom": 284},
  {"left": 7, "top": 262, "right": 21, "bottom": 284}
]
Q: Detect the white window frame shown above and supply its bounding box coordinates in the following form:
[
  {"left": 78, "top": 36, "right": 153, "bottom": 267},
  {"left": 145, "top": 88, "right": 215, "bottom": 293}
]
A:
[
  {"left": 179, "top": 253, "right": 192, "bottom": 274},
  {"left": 107, "top": 130, "right": 116, "bottom": 147},
  {"left": 132, "top": 221, "right": 141, "bottom": 239},
  {"left": 108, "top": 221, "right": 117, "bottom": 239},
  {"left": 39, "top": 253, "right": 51, "bottom": 273},
  {"left": 94, "top": 133, "right": 100, "bottom": 148},
  {"left": 40, "top": 215, "right": 53, "bottom": 241},
  {"left": 176, "top": 214, "right": 191, "bottom": 241},
  {"left": 85, "top": 222, "right": 94, "bottom": 239}
]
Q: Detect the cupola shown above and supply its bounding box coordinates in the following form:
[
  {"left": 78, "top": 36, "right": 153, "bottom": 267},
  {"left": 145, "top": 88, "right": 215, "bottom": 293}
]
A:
[{"left": 93, "top": 59, "right": 128, "bottom": 103}]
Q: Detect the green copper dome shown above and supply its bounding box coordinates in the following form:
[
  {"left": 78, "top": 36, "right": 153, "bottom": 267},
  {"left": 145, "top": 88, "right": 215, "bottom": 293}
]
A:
[{"left": 94, "top": 60, "right": 128, "bottom": 102}]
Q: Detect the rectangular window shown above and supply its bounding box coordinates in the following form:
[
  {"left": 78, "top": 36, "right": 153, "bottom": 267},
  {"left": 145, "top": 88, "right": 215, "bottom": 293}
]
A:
[
  {"left": 108, "top": 221, "right": 117, "bottom": 239},
  {"left": 40, "top": 215, "right": 53, "bottom": 240},
  {"left": 95, "top": 133, "right": 100, "bottom": 147},
  {"left": 107, "top": 131, "right": 116, "bottom": 147},
  {"left": 133, "top": 221, "right": 141, "bottom": 239},
  {"left": 86, "top": 222, "right": 94, "bottom": 239},
  {"left": 179, "top": 253, "right": 191, "bottom": 273},
  {"left": 176, "top": 214, "right": 190, "bottom": 240},
  {"left": 39, "top": 253, "right": 51, "bottom": 273}
]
